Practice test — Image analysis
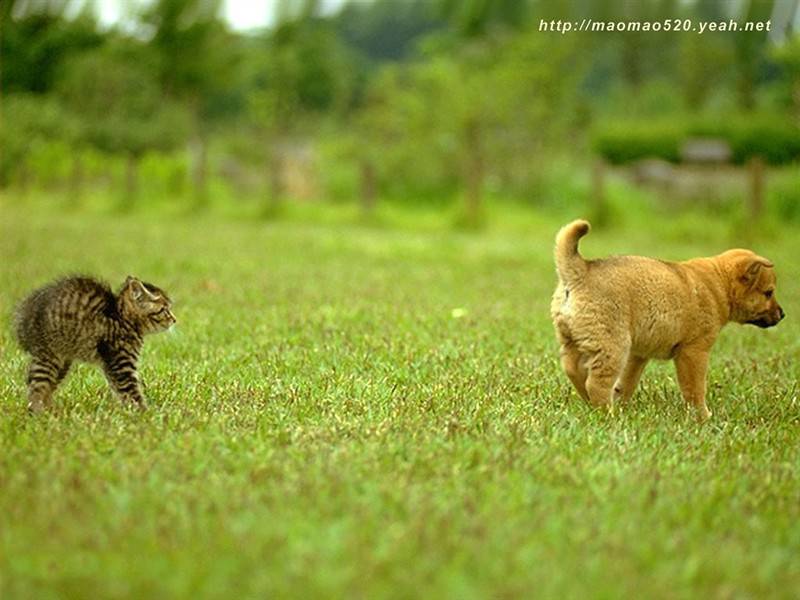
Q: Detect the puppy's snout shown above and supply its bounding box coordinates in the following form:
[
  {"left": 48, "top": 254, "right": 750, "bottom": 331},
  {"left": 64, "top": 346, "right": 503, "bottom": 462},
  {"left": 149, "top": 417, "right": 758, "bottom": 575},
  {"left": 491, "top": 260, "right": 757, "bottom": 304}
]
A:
[{"left": 778, "top": 306, "right": 785, "bottom": 321}]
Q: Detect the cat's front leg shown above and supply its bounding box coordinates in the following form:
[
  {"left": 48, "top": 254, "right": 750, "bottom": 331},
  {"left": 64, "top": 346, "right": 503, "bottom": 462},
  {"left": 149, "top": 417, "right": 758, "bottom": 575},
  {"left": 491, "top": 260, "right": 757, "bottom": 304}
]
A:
[{"left": 98, "top": 343, "right": 147, "bottom": 410}]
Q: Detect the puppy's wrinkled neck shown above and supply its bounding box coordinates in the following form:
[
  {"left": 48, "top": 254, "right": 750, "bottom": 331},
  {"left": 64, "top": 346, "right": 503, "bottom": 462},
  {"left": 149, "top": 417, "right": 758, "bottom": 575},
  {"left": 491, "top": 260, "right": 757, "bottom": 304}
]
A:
[
  {"left": 683, "top": 256, "right": 732, "bottom": 326},
  {"left": 711, "top": 257, "right": 738, "bottom": 324}
]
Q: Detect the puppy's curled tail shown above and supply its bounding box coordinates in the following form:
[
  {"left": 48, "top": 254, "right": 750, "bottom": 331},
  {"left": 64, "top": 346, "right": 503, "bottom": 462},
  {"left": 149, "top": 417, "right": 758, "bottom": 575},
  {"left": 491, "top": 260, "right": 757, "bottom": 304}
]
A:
[{"left": 554, "top": 219, "right": 590, "bottom": 284}]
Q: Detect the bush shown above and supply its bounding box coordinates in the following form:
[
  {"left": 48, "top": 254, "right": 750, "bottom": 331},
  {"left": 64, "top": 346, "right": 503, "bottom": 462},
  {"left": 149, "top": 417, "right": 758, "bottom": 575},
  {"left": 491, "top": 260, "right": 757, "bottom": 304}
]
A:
[
  {"left": 769, "top": 169, "right": 800, "bottom": 223},
  {"left": 592, "top": 122, "right": 684, "bottom": 164},
  {"left": 727, "top": 122, "right": 800, "bottom": 166},
  {"left": 593, "top": 116, "right": 800, "bottom": 166}
]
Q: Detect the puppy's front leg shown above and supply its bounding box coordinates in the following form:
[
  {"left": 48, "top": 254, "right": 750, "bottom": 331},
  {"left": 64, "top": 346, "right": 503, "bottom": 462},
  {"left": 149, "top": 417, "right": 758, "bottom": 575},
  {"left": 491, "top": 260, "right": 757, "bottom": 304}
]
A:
[
  {"left": 560, "top": 345, "right": 590, "bottom": 403},
  {"left": 585, "top": 351, "right": 625, "bottom": 411},
  {"left": 674, "top": 348, "right": 712, "bottom": 421},
  {"left": 614, "top": 356, "right": 648, "bottom": 403}
]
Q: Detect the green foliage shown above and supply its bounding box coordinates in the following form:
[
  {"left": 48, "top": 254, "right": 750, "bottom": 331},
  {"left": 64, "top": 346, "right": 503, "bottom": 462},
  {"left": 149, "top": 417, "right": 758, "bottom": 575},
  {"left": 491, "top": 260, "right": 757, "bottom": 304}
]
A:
[
  {"left": 335, "top": 0, "right": 443, "bottom": 61},
  {"left": 25, "top": 139, "right": 73, "bottom": 187},
  {"left": 353, "top": 31, "right": 579, "bottom": 203},
  {"left": 592, "top": 122, "right": 683, "bottom": 164},
  {"left": 142, "top": 0, "right": 242, "bottom": 124},
  {"left": 769, "top": 169, "right": 800, "bottom": 223},
  {"left": 723, "top": 120, "right": 800, "bottom": 165},
  {"left": 594, "top": 117, "right": 800, "bottom": 165},
  {"left": 0, "top": 94, "right": 78, "bottom": 186},
  {"left": 0, "top": 3, "right": 103, "bottom": 94},
  {"left": 2, "top": 0, "right": 800, "bottom": 206},
  {"left": 57, "top": 47, "right": 190, "bottom": 157},
  {"left": 438, "top": 0, "right": 531, "bottom": 37},
  {"left": 679, "top": 33, "right": 734, "bottom": 109},
  {"left": 139, "top": 151, "right": 190, "bottom": 199},
  {"left": 247, "top": 18, "right": 357, "bottom": 133}
]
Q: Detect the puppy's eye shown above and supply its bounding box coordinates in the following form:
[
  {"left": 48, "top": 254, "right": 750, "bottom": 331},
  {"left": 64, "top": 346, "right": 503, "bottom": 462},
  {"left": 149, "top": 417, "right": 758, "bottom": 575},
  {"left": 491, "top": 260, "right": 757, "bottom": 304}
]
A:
[{"left": 764, "top": 290, "right": 773, "bottom": 299}]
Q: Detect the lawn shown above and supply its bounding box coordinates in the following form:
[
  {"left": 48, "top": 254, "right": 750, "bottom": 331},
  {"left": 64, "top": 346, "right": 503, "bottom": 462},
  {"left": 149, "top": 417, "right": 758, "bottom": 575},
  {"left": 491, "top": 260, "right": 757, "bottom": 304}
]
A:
[{"left": 1, "top": 200, "right": 799, "bottom": 599}]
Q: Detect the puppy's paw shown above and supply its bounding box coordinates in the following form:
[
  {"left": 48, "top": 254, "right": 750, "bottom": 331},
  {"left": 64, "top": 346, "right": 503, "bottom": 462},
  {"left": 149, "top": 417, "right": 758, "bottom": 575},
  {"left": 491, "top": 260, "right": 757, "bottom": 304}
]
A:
[{"left": 695, "top": 405, "right": 712, "bottom": 423}]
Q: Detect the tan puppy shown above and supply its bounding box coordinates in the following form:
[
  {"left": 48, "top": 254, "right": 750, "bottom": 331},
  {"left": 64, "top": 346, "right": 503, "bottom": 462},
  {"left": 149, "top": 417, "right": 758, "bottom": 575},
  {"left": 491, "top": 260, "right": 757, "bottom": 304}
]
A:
[{"left": 550, "top": 220, "right": 784, "bottom": 420}]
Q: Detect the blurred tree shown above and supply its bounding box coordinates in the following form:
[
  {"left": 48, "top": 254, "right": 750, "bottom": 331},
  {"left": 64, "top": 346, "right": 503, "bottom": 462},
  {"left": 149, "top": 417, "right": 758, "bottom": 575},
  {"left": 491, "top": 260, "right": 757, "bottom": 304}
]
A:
[
  {"left": 679, "top": 31, "right": 734, "bottom": 109},
  {"left": 357, "top": 29, "right": 577, "bottom": 224},
  {"left": 0, "top": 0, "right": 103, "bottom": 93},
  {"left": 247, "top": 9, "right": 356, "bottom": 213},
  {"left": 57, "top": 44, "right": 190, "bottom": 206},
  {"left": 773, "top": 34, "right": 800, "bottom": 121},
  {"left": 732, "top": 0, "right": 774, "bottom": 110},
  {"left": 438, "top": 0, "right": 530, "bottom": 37},
  {"left": 141, "top": 0, "right": 241, "bottom": 207},
  {"left": 335, "top": 0, "right": 443, "bottom": 61},
  {"left": 611, "top": 0, "right": 682, "bottom": 93},
  {"left": 0, "top": 93, "right": 78, "bottom": 192}
]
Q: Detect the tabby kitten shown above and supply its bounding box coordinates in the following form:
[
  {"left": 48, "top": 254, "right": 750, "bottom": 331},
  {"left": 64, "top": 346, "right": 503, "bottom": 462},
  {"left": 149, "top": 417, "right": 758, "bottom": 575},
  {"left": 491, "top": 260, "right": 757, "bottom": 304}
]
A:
[{"left": 15, "top": 275, "right": 176, "bottom": 412}]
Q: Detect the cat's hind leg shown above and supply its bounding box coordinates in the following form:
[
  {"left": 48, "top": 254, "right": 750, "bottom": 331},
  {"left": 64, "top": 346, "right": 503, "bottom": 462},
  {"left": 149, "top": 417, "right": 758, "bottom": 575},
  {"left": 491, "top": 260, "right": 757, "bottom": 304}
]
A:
[{"left": 26, "top": 356, "right": 71, "bottom": 413}]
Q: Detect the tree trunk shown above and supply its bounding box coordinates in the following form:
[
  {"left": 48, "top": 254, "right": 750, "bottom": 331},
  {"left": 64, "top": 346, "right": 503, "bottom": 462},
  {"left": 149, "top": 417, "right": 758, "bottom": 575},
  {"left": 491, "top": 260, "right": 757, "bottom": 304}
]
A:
[
  {"left": 360, "top": 158, "right": 376, "bottom": 217},
  {"left": 591, "top": 159, "right": 608, "bottom": 226},
  {"left": 69, "top": 153, "right": 83, "bottom": 207},
  {"left": 124, "top": 153, "right": 139, "bottom": 208},
  {"left": 191, "top": 135, "right": 209, "bottom": 209},
  {"left": 748, "top": 155, "right": 765, "bottom": 221},
  {"left": 18, "top": 162, "right": 30, "bottom": 198},
  {"left": 737, "top": 68, "right": 757, "bottom": 111},
  {"left": 793, "top": 79, "right": 800, "bottom": 125},
  {"left": 463, "top": 119, "right": 484, "bottom": 226},
  {"left": 267, "top": 144, "right": 284, "bottom": 215}
]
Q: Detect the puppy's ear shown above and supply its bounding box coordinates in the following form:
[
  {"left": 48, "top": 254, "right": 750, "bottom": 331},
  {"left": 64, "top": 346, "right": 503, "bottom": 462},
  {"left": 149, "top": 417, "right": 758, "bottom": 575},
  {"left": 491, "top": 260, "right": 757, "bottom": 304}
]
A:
[{"left": 739, "top": 256, "right": 774, "bottom": 286}]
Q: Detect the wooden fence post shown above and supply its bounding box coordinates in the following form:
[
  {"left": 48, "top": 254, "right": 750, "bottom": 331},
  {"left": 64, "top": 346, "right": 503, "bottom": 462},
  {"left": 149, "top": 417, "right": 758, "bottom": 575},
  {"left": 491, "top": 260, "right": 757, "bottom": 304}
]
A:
[
  {"left": 748, "top": 156, "right": 765, "bottom": 221},
  {"left": 591, "top": 159, "right": 607, "bottom": 225},
  {"left": 360, "top": 158, "right": 376, "bottom": 217}
]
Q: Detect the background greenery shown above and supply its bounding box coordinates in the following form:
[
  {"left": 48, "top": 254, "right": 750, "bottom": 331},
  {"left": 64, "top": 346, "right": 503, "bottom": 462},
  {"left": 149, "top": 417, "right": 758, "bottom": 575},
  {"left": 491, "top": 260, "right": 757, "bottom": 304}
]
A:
[
  {"left": 3, "top": 0, "right": 800, "bottom": 219},
  {"left": 2, "top": 0, "right": 800, "bottom": 598}
]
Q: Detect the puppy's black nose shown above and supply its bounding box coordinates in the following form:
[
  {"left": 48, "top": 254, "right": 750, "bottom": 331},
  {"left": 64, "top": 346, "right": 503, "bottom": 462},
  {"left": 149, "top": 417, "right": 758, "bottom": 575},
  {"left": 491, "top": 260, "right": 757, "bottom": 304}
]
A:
[{"left": 779, "top": 307, "right": 785, "bottom": 320}]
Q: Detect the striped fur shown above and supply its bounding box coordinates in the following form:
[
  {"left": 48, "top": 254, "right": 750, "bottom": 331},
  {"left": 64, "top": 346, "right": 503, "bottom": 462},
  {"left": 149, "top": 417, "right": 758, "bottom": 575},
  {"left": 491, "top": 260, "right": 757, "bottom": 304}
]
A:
[{"left": 15, "top": 276, "right": 176, "bottom": 412}]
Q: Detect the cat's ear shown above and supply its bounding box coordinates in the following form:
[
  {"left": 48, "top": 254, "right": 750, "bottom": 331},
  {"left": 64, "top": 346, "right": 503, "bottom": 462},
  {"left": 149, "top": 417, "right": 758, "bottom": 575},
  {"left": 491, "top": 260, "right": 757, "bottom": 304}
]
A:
[
  {"left": 132, "top": 282, "right": 145, "bottom": 301},
  {"left": 127, "top": 278, "right": 148, "bottom": 302}
]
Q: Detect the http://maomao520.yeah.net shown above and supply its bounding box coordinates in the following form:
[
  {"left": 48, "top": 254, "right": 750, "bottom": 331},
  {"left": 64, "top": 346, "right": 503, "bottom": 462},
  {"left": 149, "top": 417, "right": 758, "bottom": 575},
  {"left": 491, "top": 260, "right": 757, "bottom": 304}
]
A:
[{"left": 539, "top": 18, "right": 772, "bottom": 35}]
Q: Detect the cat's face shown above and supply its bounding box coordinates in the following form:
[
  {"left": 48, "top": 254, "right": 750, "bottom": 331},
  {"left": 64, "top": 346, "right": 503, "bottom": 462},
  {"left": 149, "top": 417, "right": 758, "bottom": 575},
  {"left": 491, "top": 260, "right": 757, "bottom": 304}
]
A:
[{"left": 120, "top": 276, "right": 177, "bottom": 334}]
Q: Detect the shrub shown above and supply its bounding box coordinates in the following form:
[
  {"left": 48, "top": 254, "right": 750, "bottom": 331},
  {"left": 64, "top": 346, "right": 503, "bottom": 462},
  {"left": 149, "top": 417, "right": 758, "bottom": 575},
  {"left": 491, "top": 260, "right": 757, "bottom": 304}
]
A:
[
  {"left": 726, "top": 122, "right": 800, "bottom": 165},
  {"left": 592, "top": 122, "right": 684, "bottom": 164},
  {"left": 769, "top": 169, "right": 800, "bottom": 223},
  {"left": 593, "top": 116, "right": 800, "bottom": 166}
]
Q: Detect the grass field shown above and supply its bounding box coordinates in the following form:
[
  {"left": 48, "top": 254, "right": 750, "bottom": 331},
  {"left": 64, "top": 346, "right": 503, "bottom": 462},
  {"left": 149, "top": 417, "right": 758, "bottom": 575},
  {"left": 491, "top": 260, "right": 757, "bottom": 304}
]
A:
[{"left": 1, "top": 199, "right": 799, "bottom": 599}]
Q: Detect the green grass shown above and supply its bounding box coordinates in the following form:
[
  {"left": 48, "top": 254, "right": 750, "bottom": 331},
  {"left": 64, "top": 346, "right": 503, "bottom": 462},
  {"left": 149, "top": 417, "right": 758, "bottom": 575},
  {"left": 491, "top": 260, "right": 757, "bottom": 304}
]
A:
[{"left": 1, "top": 199, "right": 799, "bottom": 599}]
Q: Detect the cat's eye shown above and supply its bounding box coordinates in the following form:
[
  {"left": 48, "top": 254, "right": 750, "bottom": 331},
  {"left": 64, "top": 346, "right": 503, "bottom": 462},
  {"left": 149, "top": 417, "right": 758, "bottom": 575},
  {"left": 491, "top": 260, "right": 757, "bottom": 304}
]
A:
[{"left": 764, "top": 290, "right": 773, "bottom": 299}]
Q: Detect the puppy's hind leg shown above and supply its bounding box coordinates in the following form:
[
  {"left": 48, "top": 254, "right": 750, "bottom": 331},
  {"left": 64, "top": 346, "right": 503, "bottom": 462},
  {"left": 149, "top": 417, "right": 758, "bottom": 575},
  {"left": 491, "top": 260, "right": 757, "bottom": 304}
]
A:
[
  {"left": 585, "top": 349, "right": 626, "bottom": 411},
  {"left": 560, "top": 344, "right": 590, "bottom": 403}
]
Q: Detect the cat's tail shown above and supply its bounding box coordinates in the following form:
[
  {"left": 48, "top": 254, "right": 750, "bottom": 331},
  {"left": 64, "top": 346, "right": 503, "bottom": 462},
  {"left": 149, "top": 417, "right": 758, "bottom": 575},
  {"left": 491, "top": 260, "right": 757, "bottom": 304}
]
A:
[
  {"left": 13, "top": 296, "right": 33, "bottom": 353},
  {"left": 554, "top": 219, "right": 590, "bottom": 285}
]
